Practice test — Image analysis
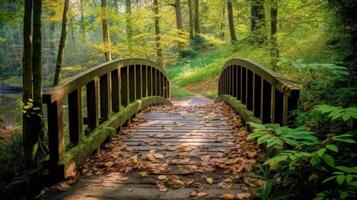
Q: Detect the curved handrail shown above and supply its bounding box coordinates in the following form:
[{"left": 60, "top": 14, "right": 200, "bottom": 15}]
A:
[
  {"left": 43, "top": 58, "right": 168, "bottom": 103},
  {"left": 43, "top": 58, "right": 170, "bottom": 174},
  {"left": 218, "top": 58, "right": 301, "bottom": 125},
  {"left": 220, "top": 58, "right": 301, "bottom": 95}
]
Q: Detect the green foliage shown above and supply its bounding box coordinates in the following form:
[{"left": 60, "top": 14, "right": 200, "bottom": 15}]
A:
[
  {"left": 0, "top": 133, "right": 24, "bottom": 179},
  {"left": 248, "top": 123, "right": 319, "bottom": 149},
  {"left": 315, "top": 104, "right": 357, "bottom": 121}
]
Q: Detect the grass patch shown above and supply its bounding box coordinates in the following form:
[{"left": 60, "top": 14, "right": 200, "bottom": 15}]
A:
[{"left": 170, "top": 83, "right": 194, "bottom": 99}]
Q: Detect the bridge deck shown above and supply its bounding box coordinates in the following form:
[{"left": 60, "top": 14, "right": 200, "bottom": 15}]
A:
[{"left": 46, "top": 100, "right": 260, "bottom": 200}]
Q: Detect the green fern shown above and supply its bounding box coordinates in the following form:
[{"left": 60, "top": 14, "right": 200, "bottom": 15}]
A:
[
  {"left": 248, "top": 123, "right": 319, "bottom": 149},
  {"left": 315, "top": 104, "right": 357, "bottom": 121}
]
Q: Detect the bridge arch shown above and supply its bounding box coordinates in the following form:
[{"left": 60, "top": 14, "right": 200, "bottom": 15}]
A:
[
  {"left": 43, "top": 58, "right": 170, "bottom": 178},
  {"left": 218, "top": 58, "right": 301, "bottom": 125}
]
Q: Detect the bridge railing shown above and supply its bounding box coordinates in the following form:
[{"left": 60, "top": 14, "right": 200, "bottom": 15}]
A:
[
  {"left": 43, "top": 58, "right": 170, "bottom": 168},
  {"left": 218, "top": 58, "right": 300, "bottom": 125}
]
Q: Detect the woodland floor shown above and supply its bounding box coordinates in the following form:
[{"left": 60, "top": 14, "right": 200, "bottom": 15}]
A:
[{"left": 44, "top": 97, "right": 262, "bottom": 200}]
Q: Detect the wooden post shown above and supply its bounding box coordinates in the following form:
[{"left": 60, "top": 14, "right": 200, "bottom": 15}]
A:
[
  {"left": 86, "top": 78, "right": 98, "bottom": 131},
  {"left": 242, "top": 68, "right": 246, "bottom": 104},
  {"left": 148, "top": 67, "right": 152, "bottom": 96},
  {"left": 262, "top": 80, "right": 272, "bottom": 123},
  {"left": 100, "top": 73, "right": 111, "bottom": 121},
  {"left": 283, "top": 94, "right": 289, "bottom": 125},
  {"left": 271, "top": 86, "right": 276, "bottom": 123},
  {"left": 142, "top": 65, "right": 147, "bottom": 98},
  {"left": 111, "top": 69, "right": 120, "bottom": 112},
  {"left": 68, "top": 88, "right": 83, "bottom": 144},
  {"left": 47, "top": 99, "right": 64, "bottom": 165},
  {"left": 120, "top": 66, "right": 128, "bottom": 107},
  {"left": 239, "top": 66, "right": 243, "bottom": 100},
  {"left": 253, "top": 74, "right": 262, "bottom": 118},
  {"left": 236, "top": 66, "right": 240, "bottom": 100},
  {"left": 138, "top": 65, "right": 142, "bottom": 99}
]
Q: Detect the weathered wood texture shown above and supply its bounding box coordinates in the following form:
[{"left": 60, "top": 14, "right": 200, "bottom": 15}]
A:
[
  {"left": 42, "top": 58, "right": 170, "bottom": 178},
  {"left": 218, "top": 58, "right": 301, "bottom": 125}
]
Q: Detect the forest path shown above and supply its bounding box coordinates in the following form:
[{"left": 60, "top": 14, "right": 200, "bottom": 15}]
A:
[{"left": 45, "top": 99, "right": 261, "bottom": 200}]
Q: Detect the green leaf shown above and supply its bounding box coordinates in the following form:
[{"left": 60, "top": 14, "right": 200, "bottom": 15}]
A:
[
  {"left": 322, "top": 175, "right": 336, "bottom": 183},
  {"left": 322, "top": 154, "right": 335, "bottom": 167},
  {"left": 326, "top": 144, "right": 338, "bottom": 153},
  {"left": 349, "top": 181, "right": 357, "bottom": 187},
  {"left": 336, "top": 175, "right": 345, "bottom": 185},
  {"left": 317, "top": 148, "right": 326, "bottom": 157},
  {"left": 310, "top": 154, "right": 320, "bottom": 166}
]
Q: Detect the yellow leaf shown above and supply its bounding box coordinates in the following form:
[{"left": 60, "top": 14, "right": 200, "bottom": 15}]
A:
[
  {"left": 236, "top": 192, "right": 251, "bottom": 199},
  {"left": 139, "top": 171, "right": 149, "bottom": 177},
  {"left": 157, "top": 175, "right": 168, "bottom": 180},
  {"left": 206, "top": 177, "right": 214, "bottom": 184},
  {"left": 155, "top": 153, "right": 164, "bottom": 159},
  {"left": 220, "top": 193, "right": 235, "bottom": 200},
  {"left": 197, "top": 192, "right": 209, "bottom": 198}
]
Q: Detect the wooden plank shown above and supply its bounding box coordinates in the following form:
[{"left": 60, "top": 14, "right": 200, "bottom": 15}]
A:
[{"left": 68, "top": 88, "right": 83, "bottom": 144}]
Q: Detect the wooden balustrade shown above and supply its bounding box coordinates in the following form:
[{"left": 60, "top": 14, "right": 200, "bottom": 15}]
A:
[
  {"left": 43, "top": 58, "right": 170, "bottom": 168},
  {"left": 218, "top": 58, "right": 301, "bottom": 125}
]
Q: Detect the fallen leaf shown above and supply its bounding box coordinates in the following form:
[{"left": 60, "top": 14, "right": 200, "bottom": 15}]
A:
[
  {"left": 155, "top": 153, "right": 164, "bottom": 159},
  {"left": 139, "top": 171, "right": 149, "bottom": 177},
  {"left": 220, "top": 193, "right": 235, "bottom": 200},
  {"left": 157, "top": 175, "right": 168, "bottom": 180},
  {"left": 197, "top": 192, "right": 209, "bottom": 198},
  {"left": 205, "top": 177, "right": 214, "bottom": 184},
  {"left": 236, "top": 192, "right": 251, "bottom": 199}
]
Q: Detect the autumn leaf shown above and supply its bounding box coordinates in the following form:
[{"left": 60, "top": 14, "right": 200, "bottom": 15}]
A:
[
  {"left": 197, "top": 192, "right": 209, "bottom": 198},
  {"left": 220, "top": 193, "right": 235, "bottom": 200},
  {"left": 155, "top": 153, "right": 164, "bottom": 159},
  {"left": 139, "top": 171, "right": 149, "bottom": 177},
  {"left": 205, "top": 177, "right": 214, "bottom": 184},
  {"left": 236, "top": 192, "right": 252, "bottom": 199},
  {"left": 157, "top": 175, "right": 168, "bottom": 181}
]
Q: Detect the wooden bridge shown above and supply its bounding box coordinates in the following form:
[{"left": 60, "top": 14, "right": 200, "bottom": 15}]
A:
[{"left": 43, "top": 58, "right": 300, "bottom": 199}]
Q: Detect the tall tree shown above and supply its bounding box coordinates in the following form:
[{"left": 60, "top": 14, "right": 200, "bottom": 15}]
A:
[
  {"left": 173, "top": 0, "right": 183, "bottom": 52},
  {"left": 194, "top": 0, "right": 200, "bottom": 35},
  {"left": 227, "top": 0, "right": 237, "bottom": 43},
  {"left": 80, "top": 0, "right": 86, "bottom": 40},
  {"left": 126, "top": 0, "right": 132, "bottom": 54},
  {"left": 270, "top": 0, "right": 279, "bottom": 68},
  {"left": 53, "top": 0, "right": 70, "bottom": 86},
  {"left": 101, "top": 0, "right": 112, "bottom": 61},
  {"left": 174, "top": 0, "right": 183, "bottom": 30},
  {"left": 220, "top": 1, "right": 226, "bottom": 40},
  {"left": 23, "top": 0, "right": 34, "bottom": 169},
  {"left": 251, "top": 0, "right": 266, "bottom": 44},
  {"left": 32, "top": 0, "right": 46, "bottom": 157},
  {"left": 188, "top": 0, "right": 193, "bottom": 39},
  {"left": 153, "top": 0, "right": 163, "bottom": 67}
]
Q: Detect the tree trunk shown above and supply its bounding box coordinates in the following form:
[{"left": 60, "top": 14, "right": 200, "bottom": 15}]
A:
[
  {"left": 53, "top": 0, "right": 69, "bottom": 86},
  {"left": 101, "top": 0, "right": 112, "bottom": 61},
  {"left": 80, "top": 0, "right": 86, "bottom": 40},
  {"left": 174, "top": 0, "right": 183, "bottom": 52},
  {"left": 227, "top": 0, "right": 237, "bottom": 43},
  {"left": 188, "top": 0, "right": 193, "bottom": 39},
  {"left": 23, "top": 0, "right": 34, "bottom": 169},
  {"left": 270, "top": 0, "right": 279, "bottom": 69},
  {"left": 126, "top": 0, "right": 132, "bottom": 54},
  {"left": 194, "top": 0, "right": 200, "bottom": 35},
  {"left": 251, "top": 0, "right": 266, "bottom": 44},
  {"left": 175, "top": 0, "right": 183, "bottom": 30},
  {"left": 220, "top": 1, "right": 226, "bottom": 40},
  {"left": 153, "top": 0, "right": 163, "bottom": 67}
]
